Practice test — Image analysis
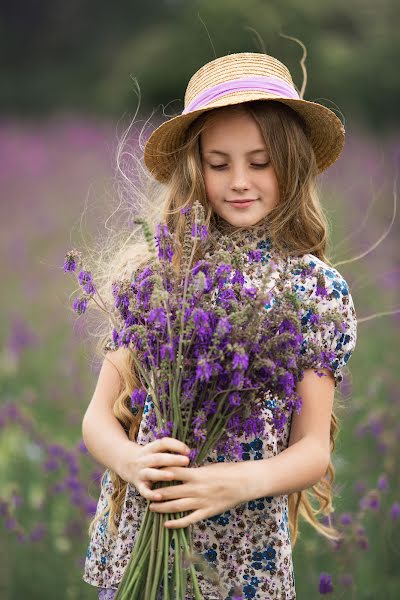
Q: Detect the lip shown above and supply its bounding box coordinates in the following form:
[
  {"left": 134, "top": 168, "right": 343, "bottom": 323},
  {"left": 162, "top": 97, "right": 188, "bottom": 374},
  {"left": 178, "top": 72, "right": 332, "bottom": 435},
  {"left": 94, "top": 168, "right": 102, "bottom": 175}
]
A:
[{"left": 227, "top": 199, "right": 257, "bottom": 208}]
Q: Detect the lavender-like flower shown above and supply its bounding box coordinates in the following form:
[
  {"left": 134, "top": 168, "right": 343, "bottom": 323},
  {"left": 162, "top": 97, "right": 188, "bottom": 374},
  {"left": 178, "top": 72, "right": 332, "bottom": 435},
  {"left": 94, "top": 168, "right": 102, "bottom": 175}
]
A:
[{"left": 319, "top": 572, "right": 333, "bottom": 594}]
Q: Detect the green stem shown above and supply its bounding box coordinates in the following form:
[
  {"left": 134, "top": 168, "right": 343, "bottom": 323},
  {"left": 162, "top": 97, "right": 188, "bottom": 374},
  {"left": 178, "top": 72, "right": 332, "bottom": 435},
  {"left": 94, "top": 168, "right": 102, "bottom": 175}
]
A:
[
  {"left": 173, "top": 529, "right": 181, "bottom": 600},
  {"left": 144, "top": 511, "right": 160, "bottom": 600},
  {"left": 178, "top": 527, "right": 203, "bottom": 600},
  {"left": 163, "top": 518, "right": 171, "bottom": 600},
  {"left": 149, "top": 513, "right": 167, "bottom": 600}
]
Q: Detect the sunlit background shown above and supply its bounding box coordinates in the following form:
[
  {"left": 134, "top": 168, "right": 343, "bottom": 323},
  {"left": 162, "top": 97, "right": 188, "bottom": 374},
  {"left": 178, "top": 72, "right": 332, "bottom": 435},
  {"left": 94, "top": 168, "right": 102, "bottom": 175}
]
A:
[{"left": 1, "top": 1, "right": 399, "bottom": 598}]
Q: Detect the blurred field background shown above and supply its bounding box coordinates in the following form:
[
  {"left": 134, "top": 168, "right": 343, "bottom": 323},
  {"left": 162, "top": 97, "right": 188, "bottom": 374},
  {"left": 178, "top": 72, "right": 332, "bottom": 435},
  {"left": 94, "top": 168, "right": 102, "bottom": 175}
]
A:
[{"left": 1, "top": 1, "right": 399, "bottom": 599}]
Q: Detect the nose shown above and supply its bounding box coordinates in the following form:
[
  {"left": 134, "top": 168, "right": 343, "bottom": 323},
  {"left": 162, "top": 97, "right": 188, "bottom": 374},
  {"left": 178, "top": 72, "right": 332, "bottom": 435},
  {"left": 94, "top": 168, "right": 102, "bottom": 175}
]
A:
[{"left": 230, "top": 164, "right": 250, "bottom": 192}]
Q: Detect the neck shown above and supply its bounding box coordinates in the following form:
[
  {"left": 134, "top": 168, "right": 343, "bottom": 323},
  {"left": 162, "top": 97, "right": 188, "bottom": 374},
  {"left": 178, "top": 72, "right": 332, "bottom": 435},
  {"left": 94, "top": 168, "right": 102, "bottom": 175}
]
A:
[{"left": 213, "top": 214, "right": 271, "bottom": 240}]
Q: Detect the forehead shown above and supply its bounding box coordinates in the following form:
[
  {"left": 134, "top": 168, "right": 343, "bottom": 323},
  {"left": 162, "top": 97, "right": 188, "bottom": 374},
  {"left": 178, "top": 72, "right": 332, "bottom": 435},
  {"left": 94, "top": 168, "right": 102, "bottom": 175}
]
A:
[{"left": 199, "top": 108, "right": 267, "bottom": 152}]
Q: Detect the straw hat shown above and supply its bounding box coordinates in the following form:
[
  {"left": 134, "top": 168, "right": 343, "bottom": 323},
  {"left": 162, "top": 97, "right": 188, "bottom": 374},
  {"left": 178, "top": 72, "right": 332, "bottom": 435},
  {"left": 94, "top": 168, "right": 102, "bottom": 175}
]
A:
[{"left": 143, "top": 52, "right": 345, "bottom": 183}]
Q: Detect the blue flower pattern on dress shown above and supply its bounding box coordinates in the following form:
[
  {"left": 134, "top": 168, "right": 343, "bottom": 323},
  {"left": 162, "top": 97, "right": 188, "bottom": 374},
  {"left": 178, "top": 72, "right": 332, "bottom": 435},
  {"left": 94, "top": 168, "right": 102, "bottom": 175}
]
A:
[{"left": 86, "top": 229, "right": 357, "bottom": 600}]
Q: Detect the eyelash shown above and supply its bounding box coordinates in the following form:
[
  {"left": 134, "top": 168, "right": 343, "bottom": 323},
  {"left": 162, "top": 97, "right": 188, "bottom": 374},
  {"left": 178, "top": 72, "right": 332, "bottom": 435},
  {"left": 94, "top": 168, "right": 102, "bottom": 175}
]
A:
[{"left": 209, "top": 162, "right": 270, "bottom": 170}]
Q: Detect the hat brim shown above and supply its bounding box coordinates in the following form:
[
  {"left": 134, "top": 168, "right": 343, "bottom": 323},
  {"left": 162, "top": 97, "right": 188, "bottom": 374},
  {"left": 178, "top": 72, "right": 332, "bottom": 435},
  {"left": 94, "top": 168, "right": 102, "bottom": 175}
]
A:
[{"left": 144, "top": 94, "right": 345, "bottom": 183}]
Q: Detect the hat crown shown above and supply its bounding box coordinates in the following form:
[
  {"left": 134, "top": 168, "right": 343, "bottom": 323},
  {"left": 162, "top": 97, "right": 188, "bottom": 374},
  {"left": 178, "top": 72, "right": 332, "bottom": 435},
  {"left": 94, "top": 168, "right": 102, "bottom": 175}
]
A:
[{"left": 184, "top": 52, "right": 296, "bottom": 108}]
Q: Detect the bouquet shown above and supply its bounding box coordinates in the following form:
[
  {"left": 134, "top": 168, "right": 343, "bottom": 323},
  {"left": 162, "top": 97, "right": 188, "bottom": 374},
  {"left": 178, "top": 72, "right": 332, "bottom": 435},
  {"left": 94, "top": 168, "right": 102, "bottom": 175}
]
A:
[{"left": 64, "top": 201, "right": 343, "bottom": 599}]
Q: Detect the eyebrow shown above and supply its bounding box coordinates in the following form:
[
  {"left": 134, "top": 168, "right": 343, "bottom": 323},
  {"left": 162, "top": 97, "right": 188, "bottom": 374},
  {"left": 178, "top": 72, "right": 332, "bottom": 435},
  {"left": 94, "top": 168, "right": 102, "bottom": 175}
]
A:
[{"left": 202, "top": 148, "right": 267, "bottom": 156}]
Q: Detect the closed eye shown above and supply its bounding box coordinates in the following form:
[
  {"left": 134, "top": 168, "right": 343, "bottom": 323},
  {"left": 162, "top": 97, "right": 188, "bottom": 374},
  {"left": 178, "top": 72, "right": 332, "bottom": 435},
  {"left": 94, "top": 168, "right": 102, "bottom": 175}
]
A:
[{"left": 209, "top": 162, "right": 270, "bottom": 170}]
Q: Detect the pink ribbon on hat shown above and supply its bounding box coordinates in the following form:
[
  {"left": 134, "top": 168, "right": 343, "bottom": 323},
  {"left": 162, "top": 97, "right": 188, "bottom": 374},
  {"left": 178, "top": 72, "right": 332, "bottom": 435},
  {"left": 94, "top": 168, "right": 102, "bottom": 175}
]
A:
[{"left": 182, "top": 75, "right": 300, "bottom": 114}]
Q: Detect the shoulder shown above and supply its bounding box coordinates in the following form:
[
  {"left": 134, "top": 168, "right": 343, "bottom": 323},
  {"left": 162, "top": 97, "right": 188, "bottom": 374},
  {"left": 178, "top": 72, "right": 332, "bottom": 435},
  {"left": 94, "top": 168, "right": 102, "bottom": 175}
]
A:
[{"left": 287, "top": 253, "right": 354, "bottom": 306}]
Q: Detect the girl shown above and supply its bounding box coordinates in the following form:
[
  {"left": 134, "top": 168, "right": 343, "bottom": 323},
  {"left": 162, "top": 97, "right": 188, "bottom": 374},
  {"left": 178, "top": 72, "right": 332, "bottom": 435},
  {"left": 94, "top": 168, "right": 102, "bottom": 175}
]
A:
[{"left": 81, "top": 52, "right": 357, "bottom": 599}]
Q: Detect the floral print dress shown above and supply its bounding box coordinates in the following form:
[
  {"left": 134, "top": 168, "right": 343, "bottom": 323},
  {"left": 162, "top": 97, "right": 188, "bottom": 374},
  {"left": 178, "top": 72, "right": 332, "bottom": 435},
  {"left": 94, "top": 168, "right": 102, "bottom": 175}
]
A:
[{"left": 83, "top": 228, "right": 358, "bottom": 600}]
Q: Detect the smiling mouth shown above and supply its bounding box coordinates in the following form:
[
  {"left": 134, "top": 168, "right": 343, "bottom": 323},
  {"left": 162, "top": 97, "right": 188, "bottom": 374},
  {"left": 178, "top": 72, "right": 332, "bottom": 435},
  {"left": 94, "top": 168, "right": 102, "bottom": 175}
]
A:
[{"left": 227, "top": 199, "right": 257, "bottom": 207}]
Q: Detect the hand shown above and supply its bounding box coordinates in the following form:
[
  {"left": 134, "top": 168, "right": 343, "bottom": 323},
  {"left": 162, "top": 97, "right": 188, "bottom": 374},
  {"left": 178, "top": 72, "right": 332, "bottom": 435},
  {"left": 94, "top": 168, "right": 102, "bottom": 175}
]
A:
[
  {"left": 117, "top": 437, "right": 191, "bottom": 502},
  {"left": 148, "top": 461, "right": 248, "bottom": 529}
]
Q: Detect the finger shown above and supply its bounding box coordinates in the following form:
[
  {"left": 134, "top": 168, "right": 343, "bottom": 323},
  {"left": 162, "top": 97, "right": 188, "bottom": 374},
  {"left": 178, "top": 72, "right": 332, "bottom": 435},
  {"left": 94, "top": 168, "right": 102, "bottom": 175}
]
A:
[
  {"left": 164, "top": 510, "right": 204, "bottom": 529},
  {"left": 146, "top": 453, "right": 190, "bottom": 468},
  {"left": 149, "top": 498, "right": 195, "bottom": 514},
  {"left": 157, "top": 466, "right": 191, "bottom": 480},
  {"left": 152, "top": 437, "right": 191, "bottom": 456},
  {"left": 137, "top": 483, "right": 163, "bottom": 502},
  {"left": 142, "top": 467, "right": 175, "bottom": 482}
]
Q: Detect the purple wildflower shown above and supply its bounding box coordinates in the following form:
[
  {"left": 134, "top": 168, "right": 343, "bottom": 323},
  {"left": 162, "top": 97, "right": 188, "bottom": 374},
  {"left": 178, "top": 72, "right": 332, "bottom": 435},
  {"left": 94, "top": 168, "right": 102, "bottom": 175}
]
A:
[
  {"left": 63, "top": 249, "right": 81, "bottom": 273},
  {"left": 319, "top": 572, "right": 333, "bottom": 594},
  {"left": 339, "top": 512, "right": 352, "bottom": 526},
  {"left": 216, "top": 263, "right": 231, "bottom": 281},
  {"left": 195, "top": 357, "right": 213, "bottom": 382},
  {"left": 160, "top": 344, "right": 174, "bottom": 361},
  {"left": 232, "top": 349, "right": 249, "bottom": 371},
  {"left": 377, "top": 474, "right": 389, "bottom": 491},
  {"left": 231, "top": 268, "right": 245, "bottom": 286},
  {"left": 131, "top": 389, "right": 147, "bottom": 414},
  {"left": 148, "top": 307, "right": 167, "bottom": 329},
  {"left": 389, "top": 502, "right": 400, "bottom": 520},
  {"left": 216, "top": 316, "right": 232, "bottom": 336},
  {"left": 72, "top": 296, "right": 88, "bottom": 315},
  {"left": 191, "top": 222, "right": 208, "bottom": 241},
  {"left": 78, "top": 270, "right": 95, "bottom": 295},
  {"left": 228, "top": 392, "right": 241, "bottom": 407}
]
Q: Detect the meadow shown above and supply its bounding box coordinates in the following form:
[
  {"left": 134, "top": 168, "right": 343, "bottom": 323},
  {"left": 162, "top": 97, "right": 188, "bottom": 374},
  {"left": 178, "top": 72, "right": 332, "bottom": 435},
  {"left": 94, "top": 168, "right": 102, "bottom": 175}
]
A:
[{"left": 0, "top": 116, "right": 399, "bottom": 599}]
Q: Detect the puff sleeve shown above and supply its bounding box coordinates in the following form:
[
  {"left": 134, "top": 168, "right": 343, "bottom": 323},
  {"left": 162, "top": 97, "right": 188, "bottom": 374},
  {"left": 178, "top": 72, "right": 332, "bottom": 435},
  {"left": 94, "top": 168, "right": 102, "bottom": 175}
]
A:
[{"left": 288, "top": 255, "right": 358, "bottom": 387}]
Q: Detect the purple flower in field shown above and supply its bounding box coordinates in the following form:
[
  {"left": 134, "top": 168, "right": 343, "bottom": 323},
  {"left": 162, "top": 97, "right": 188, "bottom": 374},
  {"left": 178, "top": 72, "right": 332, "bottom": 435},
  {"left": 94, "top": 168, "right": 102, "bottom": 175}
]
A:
[
  {"left": 231, "top": 268, "right": 245, "bottom": 286},
  {"left": 160, "top": 344, "right": 174, "bottom": 361},
  {"left": 157, "top": 420, "right": 174, "bottom": 438},
  {"left": 72, "top": 296, "right": 88, "bottom": 315},
  {"left": 155, "top": 223, "right": 174, "bottom": 262},
  {"left": 319, "top": 572, "right": 333, "bottom": 594},
  {"left": 48, "top": 443, "right": 65, "bottom": 457},
  {"left": 377, "top": 473, "right": 389, "bottom": 491},
  {"left": 30, "top": 522, "right": 47, "bottom": 542},
  {"left": 43, "top": 458, "right": 59, "bottom": 472},
  {"left": 78, "top": 270, "right": 95, "bottom": 295},
  {"left": 7, "top": 316, "right": 38, "bottom": 359},
  {"left": 5, "top": 517, "right": 17, "bottom": 531},
  {"left": 196, "top": 356, "right": 213, "bottom": 382},
  {"left": 191, "top": 222, "right": 208, "bottom": 241},
  {"left": 389, "top": 502, "right": 400, "bottom": 520},
  {"left": 193, "top": 309, "right": 212, "bottom": 339},
  {"left": 63, "top": 249, "right": 81, "bottom": 273},
  {"left": 131, "top": 388, "right": 147, "bottom": 414},
  {"left": 232, "top": 349, "right": 249, "bottom": 370},
  {"left": 78, "top": 439, "right": 88, "bottom": 454},
  {"left": 339, "top": 512, "right": 352, "bottom": 526},
  {"left": 148, "top": 307, "right": 167, "bottom": 329},
  {"left": 228, "top": 392, "right": 241, "bottom": 407},
  {"left": 216, "top": 316, "right": 232, "bottom": 336},
  {"left": 359, "top": 490, "right": 380, "bottom": 512},
  {"left": 180, "top": 206, "right": 191, "bottom": 214},
  {"left": 243, "top": 285, "right": 257, "bottom": 299},
  {"left": 216, "top": 263, "right": 231, "bottom": 282}
]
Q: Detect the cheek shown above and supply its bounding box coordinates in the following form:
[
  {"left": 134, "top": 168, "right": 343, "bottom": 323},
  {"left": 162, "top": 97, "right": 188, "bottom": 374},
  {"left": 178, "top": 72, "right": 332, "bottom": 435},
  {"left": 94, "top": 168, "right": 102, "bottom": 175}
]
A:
[{"left": 203, "top": 171, "right": 221, "bottom": 201}]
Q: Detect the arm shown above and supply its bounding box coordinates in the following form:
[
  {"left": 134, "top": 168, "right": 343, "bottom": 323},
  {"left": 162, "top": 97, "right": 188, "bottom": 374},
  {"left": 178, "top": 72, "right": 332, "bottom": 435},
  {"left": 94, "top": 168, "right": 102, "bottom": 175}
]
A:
[
  {"left": 239, "top": 366, "right": 334, "bottom": 501},
  {"left": 82, "top": 348, "right": 141, "bottom": 477}
]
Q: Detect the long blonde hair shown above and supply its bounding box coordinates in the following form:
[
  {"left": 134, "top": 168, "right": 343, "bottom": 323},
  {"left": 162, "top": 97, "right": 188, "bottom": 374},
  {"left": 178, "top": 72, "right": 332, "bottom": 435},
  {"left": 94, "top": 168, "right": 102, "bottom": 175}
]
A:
[{"left": 86, "top": 99, "right": 345, "bottom": 548}]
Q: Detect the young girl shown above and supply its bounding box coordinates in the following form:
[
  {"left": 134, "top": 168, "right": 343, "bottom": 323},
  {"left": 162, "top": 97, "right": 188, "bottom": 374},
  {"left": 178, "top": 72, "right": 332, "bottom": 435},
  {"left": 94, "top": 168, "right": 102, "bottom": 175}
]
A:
[{"left": 81, "top": 52, "right": 357, "bottom": 600}]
